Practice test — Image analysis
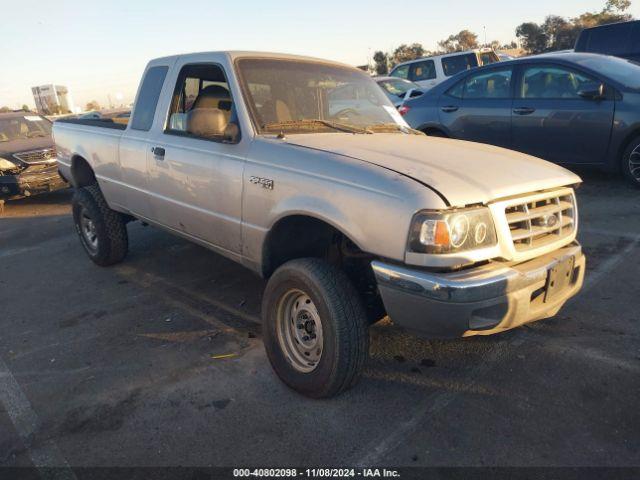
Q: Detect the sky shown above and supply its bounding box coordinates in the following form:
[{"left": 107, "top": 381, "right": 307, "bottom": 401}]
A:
[{"left": 1, "top": 0, "right": 638, "bottom": 110}]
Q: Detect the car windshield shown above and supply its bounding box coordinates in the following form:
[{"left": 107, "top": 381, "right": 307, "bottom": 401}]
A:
[
  {"left": 0, "top": 115, "right": 52, "bottom": 142},
  {"left": 576, "top": 55, "right": 640, "bottom": 90},
  {"left": 236, "top": 58, "right": 409, "bottom": 134},
  {"left": 378, "top": 79, "right": 418, "bottom": 96}
]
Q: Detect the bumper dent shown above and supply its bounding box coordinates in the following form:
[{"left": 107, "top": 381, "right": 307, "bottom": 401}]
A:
[{"left": 372, "top": 243, "right": 585, "bottom": 338}]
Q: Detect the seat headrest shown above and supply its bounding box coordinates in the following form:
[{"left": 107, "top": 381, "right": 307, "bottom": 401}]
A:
[
  {"left": 193, "top": 85, "right": 231, "bottom": 110},
  {"left": 186, "top": 108, "right": 227, "bottom": 138}
]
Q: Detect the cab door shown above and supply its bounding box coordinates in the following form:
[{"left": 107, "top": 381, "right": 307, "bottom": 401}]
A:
[{"left": 145, "top": 58, "right": 248, "bottom": 255}]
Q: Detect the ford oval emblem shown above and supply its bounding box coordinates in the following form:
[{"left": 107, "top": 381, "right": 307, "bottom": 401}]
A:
[{"left": 539, "top": 214, "right": 558, "bottom": 228}]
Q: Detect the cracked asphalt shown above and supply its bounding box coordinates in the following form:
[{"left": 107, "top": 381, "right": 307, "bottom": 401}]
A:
[{"left": 0, "top": 170, "right": 638, "bottom": 469}]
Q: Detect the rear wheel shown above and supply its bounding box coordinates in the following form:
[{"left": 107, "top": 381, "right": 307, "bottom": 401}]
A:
[
  {"left": 72, "top": 185, "right": 128, "bottom": 266},
  {"left": 262, "top": 258, "right": 369, "bottom": 398},
  {"left": 621, "top": 136, "right": 640, "bottom": 187}
]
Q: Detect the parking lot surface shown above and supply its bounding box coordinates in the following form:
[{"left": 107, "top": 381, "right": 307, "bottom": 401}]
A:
[{"left": 1, "top": 171, "right": 639, "bottom": 468}]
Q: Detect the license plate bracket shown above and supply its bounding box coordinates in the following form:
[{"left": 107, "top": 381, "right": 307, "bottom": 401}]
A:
[{"left": 544, "top": 255, "right": 575, "bottom": 303}]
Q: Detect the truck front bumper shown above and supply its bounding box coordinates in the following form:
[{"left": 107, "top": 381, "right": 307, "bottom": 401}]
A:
[
  {"left": 371, "top": 242, "right": 585, "bottom": 338},
  {"left": 0, "top": 165, "right": 68, "bottom": 200}
]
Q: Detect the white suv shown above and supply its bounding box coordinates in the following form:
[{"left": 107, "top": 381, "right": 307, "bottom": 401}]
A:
[{"left": 389, "top": 48, "right": 500, "bottom": 91}]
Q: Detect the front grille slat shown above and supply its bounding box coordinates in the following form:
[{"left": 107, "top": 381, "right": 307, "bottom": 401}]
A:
[
  {"left": 13, "top": 147, "right": 57, "bottom": 164},
  {"left": 505, "top": 191, "right": 576, "bottom": 253}
]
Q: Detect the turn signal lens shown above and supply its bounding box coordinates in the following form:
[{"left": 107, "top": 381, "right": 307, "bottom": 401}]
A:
[{"left": 398, "top": 105, "right": 411, "bottom": 116}]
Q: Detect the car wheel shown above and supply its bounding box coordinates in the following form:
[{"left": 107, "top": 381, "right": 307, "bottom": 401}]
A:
[
  {"left": 72, "top": 184, "right": 128, "bottom": 266},
  {"left": 622, "top": 136, "right": 640, "bottom": 187},
  {"left": 262, "top": 258, "right": 369, "bottom": 398}
]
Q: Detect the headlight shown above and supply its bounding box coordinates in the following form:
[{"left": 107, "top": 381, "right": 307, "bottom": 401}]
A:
[
  {"left": 0, "top": 157, "right": 22, "bottom": 172},
  {"left": 408, "top": 207, "right": 497, "bottom": 254},
  {"left": 0, "top": 157, "right": 19, "bottom": 171}
]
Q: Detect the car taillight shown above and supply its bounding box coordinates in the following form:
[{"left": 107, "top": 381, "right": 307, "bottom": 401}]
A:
[{"left": 398, "top": 105, "right": 410, "bottom": 116}]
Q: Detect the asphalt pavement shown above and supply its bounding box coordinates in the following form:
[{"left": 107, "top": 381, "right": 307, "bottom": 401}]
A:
[{"left": 0, "top": 170, "right": 638, "bottom": 470}]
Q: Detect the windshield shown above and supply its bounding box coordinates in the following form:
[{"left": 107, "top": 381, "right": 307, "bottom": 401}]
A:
[
  {"left": 0, "top": 115, "right": 52, "bottom": 142},
  {"left": 378, "top": 79, "right": 418, "bottom": 97},
  {"left": 236, "top": 58, "right": 409, "bottom": 134},
  {"left": 576, "top": 55, "right": 640, "bottom": 90}
]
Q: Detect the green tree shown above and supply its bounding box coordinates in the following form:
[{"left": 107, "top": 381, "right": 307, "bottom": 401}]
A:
[
  {"left": 86, "top": 100, "right": 101, "bottom": 112},
  {"left": 373, "top": 51, "right": 389, "bottom": 75},
  {"left": 21, "top": 104, "right": 30, "bottom": 112},
  {"left": 516, "top": 0, "right": 634, "bottom": 53},
  {"left": 391, "top": 43, "right": 426, "bottom": 67},
  {"left": 0, "top": 106, "right": 11, "bottom": 113},
  {"left": 438, "top": 30, "right": 479, "bottom": 53}
]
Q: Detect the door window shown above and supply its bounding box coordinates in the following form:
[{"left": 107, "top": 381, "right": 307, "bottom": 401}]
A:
[
  {"left": 521, "top": 65, "right": 599, "bottom": 99},
  {"left": 464, "top": 68, "right": 513, "bottom": 99},
  {"left": 445, "top": 80, "right": 465, "bottom": 99},
  {"left": 409, "top": 60, "right": 436, "bottom": 81},
  {"left": 130, "top": 66, "right": 168, "bottom": 131},
  {"left": 442, "top": 53, "right": 478, "bottom": 77},
  {"left": 390, "top": 64, "right": 410, "bottom": 79},
  {"left": 166, "top": 63, "right": 236, "bottom": 142}
]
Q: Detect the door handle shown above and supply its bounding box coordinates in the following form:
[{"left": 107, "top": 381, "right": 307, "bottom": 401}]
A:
[
  {"left": 441, "top": 105, "right": 459, "bottom": 113},
  {"left": 513, "top": 107, "right": 535, "bottom": 115},
  {"left": 152, "top": 146, "right": 165, "bottom": 159}
]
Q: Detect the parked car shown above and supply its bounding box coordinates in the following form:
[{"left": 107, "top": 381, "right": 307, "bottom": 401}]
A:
[
  {"left": 401, "top": 52, "right": 640, "bottom": 186},
  {"left": 78, "top": 111, "right": 102, "bottom": 120},
  {"left": 54, "top": 51, "right": 585, "bottom": 398},
  {"left": 374, "top": 76, "right": 423, "bottom": 107},
  {"left": 389, "top": 48, "right": 500, "bottom": 91},
  {"left": 575, "top": 20, "right": 640, "bottom": 62},
  {"left": 0, "top": 112, "right": 67, "bottom": 202}
]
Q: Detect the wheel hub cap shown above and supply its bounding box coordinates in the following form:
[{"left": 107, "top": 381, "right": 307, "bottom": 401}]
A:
[
  {"left": 276, "top": 290, "right": 323, "bottom": 373},
  {"left": 79, "top": 208, "right": 98, "bottom": 251}
]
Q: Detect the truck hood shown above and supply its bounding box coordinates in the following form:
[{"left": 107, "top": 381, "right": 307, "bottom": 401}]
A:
[
  {"left": 0, "top": 137, "right": 54, "bottom": 157},
  {"left": 284, "top": 133, "right": 581, "bottom": 206}
]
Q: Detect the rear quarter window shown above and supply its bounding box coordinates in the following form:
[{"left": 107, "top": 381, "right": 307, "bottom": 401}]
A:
[{"left": 130, "top": 66, "right": 169, "bottom": 131}]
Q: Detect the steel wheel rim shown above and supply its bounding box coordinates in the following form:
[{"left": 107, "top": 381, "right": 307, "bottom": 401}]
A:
[
  {"left": 79, "top": 207, "right": 98, "bottom": 252},
  {"left": 629, "top": 144, "right": 640, "bottom": 182},
  {"left": 276, "top": 289, "right": 323, "bottom": 373}
]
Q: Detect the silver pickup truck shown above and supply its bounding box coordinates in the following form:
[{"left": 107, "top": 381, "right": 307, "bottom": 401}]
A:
[{"left": 54, "top": 51, "right": 586, "bottom": 398}]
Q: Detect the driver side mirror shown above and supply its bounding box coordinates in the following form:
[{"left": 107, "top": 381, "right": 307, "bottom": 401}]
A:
[
  {"left": 223, "top": 122, "right": 240, "bottom": 144},
  {"left": 578, "top": 83, "right": 605, "bottom": 101}
]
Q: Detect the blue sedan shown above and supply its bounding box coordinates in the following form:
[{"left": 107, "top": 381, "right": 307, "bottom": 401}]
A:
[{"left": 401, "top": 52, "right": 640, "bottom": 186}]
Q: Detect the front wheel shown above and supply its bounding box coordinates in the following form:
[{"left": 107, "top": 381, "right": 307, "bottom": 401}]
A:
[
  {"left": 621, "top": 136, "right": 640, "bottom": 187},
  {"left": 262, "top": 258, "right": 369, "bottom": 398}
]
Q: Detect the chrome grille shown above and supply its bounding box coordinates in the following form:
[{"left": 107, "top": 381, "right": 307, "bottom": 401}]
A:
[
  {"left": 505, "top": 191, "right": 576, "bottom": 252},
  {"left": 13, "top": 147, "right": 57, "bottom": 164}
]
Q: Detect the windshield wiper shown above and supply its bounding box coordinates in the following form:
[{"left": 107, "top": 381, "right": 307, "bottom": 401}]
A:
[
  {"left": 262, "top": 119, "right": 373, "bottom": 135},
  {"left": 366, "top": 123, "right": 424, "bottom": 135}
]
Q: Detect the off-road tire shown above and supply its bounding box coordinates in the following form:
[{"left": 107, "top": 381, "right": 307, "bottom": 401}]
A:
[
  {"left": 72, "top": 184, "right": 128, "bottom": 266},
  {"left": 621, "top": 135, "right": 640, "bottom": 188},
  {"left": 262, "top": 258, "right": 369, "bottom": 398}
]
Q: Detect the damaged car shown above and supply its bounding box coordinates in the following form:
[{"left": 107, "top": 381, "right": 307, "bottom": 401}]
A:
[{"left": 0, "top": 112, "right": 68, "bottom": 202}]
